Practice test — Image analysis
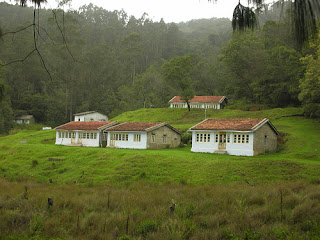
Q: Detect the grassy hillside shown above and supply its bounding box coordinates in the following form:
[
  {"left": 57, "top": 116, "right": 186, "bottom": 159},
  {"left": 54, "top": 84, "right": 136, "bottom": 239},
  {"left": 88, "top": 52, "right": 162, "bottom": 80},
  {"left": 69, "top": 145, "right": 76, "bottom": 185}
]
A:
[{"left": 0, "top": 107, "right": 319, "bottom": 187}]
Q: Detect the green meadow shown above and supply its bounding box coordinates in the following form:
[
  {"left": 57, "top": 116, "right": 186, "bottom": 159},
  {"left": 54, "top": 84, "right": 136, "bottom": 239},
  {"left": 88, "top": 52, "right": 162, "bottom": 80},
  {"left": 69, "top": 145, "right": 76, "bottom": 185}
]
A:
[
  {"left": 0, "top": 107, "right": 319, "bottom": 186},
  {"left": 1, "top": 107, "right": 320, "bottom": 239}
]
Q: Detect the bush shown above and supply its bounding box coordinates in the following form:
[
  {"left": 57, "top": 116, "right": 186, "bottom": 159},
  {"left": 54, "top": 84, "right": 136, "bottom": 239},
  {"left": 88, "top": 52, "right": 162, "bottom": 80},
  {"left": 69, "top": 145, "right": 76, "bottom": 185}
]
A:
[
  {"left": 31, "top": 160, "right": 38, "bottom": 168},
  {"left": 135, "top": 220, "right": 158, "bottom": 237}
]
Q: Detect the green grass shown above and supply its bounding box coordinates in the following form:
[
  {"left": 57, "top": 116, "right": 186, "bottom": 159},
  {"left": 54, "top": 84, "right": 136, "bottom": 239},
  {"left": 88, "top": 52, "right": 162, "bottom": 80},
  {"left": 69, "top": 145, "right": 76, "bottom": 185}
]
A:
[{"left": 0, "top": 107, "right": 319, "bottom": 186}]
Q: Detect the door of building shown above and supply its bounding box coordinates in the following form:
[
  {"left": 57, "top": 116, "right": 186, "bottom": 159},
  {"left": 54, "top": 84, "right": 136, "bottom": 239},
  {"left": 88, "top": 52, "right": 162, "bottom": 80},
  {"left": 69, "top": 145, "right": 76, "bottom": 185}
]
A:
[{"left": 218, "top": 132, "right": 226, "bottom": 150}]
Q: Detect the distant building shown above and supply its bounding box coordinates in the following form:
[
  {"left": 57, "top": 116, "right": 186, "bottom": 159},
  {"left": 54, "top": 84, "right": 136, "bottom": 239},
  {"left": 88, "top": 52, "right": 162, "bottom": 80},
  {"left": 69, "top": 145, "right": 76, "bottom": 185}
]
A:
[
  {"left": 13, "top": 115, "right": 35, "bottom": 124},
  {"left": 55, "top": 121, "right": 118, "bottom": 147},
  {"left": 74, "top": 111, "right": 108, "bottom": 122},
  {"left": 188, "top": 118, "right": 279, "bottom": 156},
  {"left": 169, "top": 96, "right": 227, "bottom": 109},
  {"left": 105, "top": 122, "right": 181, "bottom": 149}
]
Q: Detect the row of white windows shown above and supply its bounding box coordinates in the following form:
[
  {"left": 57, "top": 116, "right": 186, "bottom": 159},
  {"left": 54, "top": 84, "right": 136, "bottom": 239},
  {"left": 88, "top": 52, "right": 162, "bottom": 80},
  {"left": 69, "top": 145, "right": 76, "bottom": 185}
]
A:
[
  {"left": 111, "top": 133, "right": 129, "bottom": 141},
  {"left": 59, "top": 132, "right": 97, "bottom": 139},
  {"left": 110, "top": 133, "right": 167, "bottom": 143},
  {"left": 171, "top": 104, "right": 185, "bottom": 108},
  {"left": 196, "top": 133, "right": 250, "bottom": 144},
  {"left": 171, "top": 104, "right": 219, "bottom": 109},
  {"left": 190, "top": 104, "right": 218, "bottom": 109}
]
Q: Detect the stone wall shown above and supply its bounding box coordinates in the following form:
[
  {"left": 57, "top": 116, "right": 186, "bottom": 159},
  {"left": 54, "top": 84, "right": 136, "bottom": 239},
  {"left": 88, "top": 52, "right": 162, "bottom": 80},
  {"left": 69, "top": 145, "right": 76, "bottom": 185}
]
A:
[
  {"left": 253, "top": 123, "right": 278, "bottom": 155},
  {"left": 147, "top": 126, "right": 181, "bottom": 149}
]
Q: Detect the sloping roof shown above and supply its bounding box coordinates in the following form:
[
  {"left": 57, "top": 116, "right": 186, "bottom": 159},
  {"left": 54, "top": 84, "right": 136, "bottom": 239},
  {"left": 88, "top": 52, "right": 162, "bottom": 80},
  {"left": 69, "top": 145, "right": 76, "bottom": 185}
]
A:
[
  {"left": 15, "top": 115, "right": 34, "bottom": 120},
  {"left": 105, "top": 122, "right": 181, "bottom": 135},
  {"left": 169, "top": 96, "right": 226, "bottom": 103},
  {"left": 55, "top": 121, "right": 117, "bottom": 131},
  {"left": 73, "top": 111, "right": 98, "bottom": 116},
  {"left": 190, "top": 118, "right": 279, "bottom": 134}
]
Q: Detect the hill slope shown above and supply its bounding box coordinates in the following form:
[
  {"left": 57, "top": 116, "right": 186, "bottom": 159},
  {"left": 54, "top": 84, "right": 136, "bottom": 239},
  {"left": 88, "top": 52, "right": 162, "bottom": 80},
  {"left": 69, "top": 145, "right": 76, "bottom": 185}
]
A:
[{"left": 0, "top": 107, "right": 319, "bottom": 186}]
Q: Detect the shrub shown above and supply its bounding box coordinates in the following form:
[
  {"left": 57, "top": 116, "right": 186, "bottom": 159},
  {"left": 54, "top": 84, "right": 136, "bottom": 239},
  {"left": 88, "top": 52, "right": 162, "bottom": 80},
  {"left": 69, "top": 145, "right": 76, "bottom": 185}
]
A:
[
  {"left": 135, "top": 220, "right": 158, "bottom": 237},
  {"left": 31, "top": 160, "right": 38, "bottom": 168}
]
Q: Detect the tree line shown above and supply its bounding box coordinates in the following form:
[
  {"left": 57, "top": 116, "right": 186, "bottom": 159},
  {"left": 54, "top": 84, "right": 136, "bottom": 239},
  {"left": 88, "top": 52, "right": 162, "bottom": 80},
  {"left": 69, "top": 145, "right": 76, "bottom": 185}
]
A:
[{"left": 0, "top": 2, "right": 319, "bottom": 133}]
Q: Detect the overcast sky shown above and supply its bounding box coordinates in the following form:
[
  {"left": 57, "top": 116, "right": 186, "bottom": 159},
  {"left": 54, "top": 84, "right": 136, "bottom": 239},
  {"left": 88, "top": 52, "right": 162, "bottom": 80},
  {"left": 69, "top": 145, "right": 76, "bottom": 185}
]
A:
[{"left": 42, "top": 0, "right": 243, "bottom": 23}]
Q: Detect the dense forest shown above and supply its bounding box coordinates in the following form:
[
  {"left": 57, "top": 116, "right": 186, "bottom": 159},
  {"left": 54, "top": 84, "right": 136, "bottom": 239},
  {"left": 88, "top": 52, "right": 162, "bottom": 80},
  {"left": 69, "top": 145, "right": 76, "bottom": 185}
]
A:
[{"left": 0, "top": 2, "right": 319, "bottom": 133}]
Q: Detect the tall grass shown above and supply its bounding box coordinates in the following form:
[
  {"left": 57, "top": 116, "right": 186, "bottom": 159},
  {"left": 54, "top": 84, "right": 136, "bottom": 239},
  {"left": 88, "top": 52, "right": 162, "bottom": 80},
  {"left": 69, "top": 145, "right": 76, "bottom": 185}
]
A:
[{"left": 1, "top": 179, "right": 320, "bottom": 239}]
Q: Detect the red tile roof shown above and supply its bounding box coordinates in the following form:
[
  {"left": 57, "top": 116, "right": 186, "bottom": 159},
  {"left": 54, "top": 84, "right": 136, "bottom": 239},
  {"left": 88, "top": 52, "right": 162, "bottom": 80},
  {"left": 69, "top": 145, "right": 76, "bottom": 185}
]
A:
[
  {"left": 169, "top": 96, "right": 226, "bottom": 103},
  {"left": 105, "top": 122, "right": 165, "bottom": 131},
  {"left": 55, "top": 121, "right": 117, "bottom": 130},
  {"left": 190, "top": 118, "right": 267, "bottom": 131}
]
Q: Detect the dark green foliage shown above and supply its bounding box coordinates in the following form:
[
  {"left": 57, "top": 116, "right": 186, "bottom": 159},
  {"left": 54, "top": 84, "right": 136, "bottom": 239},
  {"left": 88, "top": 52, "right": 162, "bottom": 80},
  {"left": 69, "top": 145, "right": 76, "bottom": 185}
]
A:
[
  {"left": 135, "top": 220, "right": 158, "bottom": 237},
  {"left": 31, "top": 160, "right": 38, "bottom": 168},
  {"left": 293, "top": 0, "right": 320, "bottom": 49},
  {"left": 232, "top": 3, "right": 258, "bottom": 31}
]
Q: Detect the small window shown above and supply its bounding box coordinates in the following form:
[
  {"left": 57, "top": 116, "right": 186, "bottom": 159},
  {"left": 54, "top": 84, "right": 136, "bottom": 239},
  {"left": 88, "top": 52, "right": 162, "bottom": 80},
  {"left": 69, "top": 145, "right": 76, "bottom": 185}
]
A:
[
  {"left": 87, "top": 133, "right": 90, "bottom": 139},
  {"left": 90, "top": 133, "right": 94, "bottom": 139},
  {"left": 163, "top": 135, "right": 167, "bottom": 143},
  {"left": 151, "top": 134, "right": 156, "bottom": 143},
  {"left": 134, "top": 134, "right": 141, "bottom": 142},
  {"left": 264, "top": 135, "right": 267, "bottom": 146},
  {"left": 94, "top": 133, "right": 97, "bottom": 139},
  {"left": 227, "top": 134, "right": 230, "bottom": 143},
  {"left": 196, "top": 133, "right": 199, "bottom": 142}
]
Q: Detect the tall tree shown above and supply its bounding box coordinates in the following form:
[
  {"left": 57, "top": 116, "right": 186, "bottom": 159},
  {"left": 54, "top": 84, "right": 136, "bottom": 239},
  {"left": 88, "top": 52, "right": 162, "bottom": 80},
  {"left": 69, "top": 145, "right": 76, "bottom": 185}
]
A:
[
  {"left": 299, "top": 33, "right": 320, "bottom": 117},
  {"left": 162, "top": 55, "right": 195, "bottom": 111}
]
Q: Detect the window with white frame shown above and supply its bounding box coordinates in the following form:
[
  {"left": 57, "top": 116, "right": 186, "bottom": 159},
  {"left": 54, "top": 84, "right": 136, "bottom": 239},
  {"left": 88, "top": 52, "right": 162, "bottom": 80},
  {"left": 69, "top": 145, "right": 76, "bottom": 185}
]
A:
[
  {"left": 196, "top": 133, "right": 210, "bottom": 143},
  {"left": 227, "top": 133, "right": 230, "bottom": 143},
  {"left": 134, "top": 134, "right": 141, "bottom": 142},
  {"left": 233, "top": 134, "right": 250, "bottom": 144},
  {"left": 111, "top": 133, "right": 128, "bottom": 141}
]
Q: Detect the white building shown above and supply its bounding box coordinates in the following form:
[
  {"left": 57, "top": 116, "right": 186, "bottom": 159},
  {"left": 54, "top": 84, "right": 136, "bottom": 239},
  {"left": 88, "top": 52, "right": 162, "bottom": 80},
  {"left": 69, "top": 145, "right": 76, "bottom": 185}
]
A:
[
  {"left": 188, "top": 118, "right": 279, "bottom": 156},
  {"left": 74, "top": 111, "right": 108, "bottom": 122},
  {"left": 14, "top": 115, "right": 35, "bottom": 124},
  {"left": 55, "top": 121, "right": 118, "bottom": 147},
  {"left": 169, "top": 96, "right": 227, "bottom": 109},
  {"left": 105, "top": 122, "right": 181, "bottom": 149}
]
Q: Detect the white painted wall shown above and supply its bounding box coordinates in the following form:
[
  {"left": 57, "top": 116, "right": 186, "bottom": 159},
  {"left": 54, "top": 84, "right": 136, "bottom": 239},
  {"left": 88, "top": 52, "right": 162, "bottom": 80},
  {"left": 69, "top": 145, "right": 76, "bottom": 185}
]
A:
[
  {"left": 55, "top": 131, "right": 72, "bottom": 145},
  {"left": 106, "top": 131, "right": 147, "bottom": 149},
  {"left": 226, "top": 132, "right": 254, "bottom": 156},
  {"left": 74, "top": 116, "right": 85, "bottom": 121},
  {"left": 190, "top": 131, "right": 254, "bottom": 156},
  {"left": 74, "top": 112, "right": 108, "bottom": 122},
  {"left": 190, "top": 131, "right": 217, "bottom": 153},
  {"left": 55, "top": 130, "right": 101, "bottom": 147}
]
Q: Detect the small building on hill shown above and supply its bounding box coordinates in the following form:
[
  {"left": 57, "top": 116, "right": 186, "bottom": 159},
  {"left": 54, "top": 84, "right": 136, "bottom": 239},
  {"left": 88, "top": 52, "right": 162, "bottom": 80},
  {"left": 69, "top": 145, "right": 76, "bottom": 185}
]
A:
[
  {"left": 169, "top": 96, "right": 227, "bottom": 109},
  {"left": 188, "top": 118, "right": 279, "bottom": 156},
  {"left": 74, "top": 111, "right": 108, "bottom": 122},
  {"left": 55, "top": 121, "right": 118, "bottom": 147},
  {"left": 105, "top": 122, "right": 181, "bottom": 149},
  {"left": 14, "top": 115, "right": 35, "bottom": 124}
]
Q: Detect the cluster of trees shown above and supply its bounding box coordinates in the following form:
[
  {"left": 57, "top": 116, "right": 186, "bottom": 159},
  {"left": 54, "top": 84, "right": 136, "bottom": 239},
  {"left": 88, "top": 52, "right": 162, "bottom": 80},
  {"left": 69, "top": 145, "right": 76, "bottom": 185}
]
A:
[{"left": 0, "top": 1, "right": 319, "bottom": 133}]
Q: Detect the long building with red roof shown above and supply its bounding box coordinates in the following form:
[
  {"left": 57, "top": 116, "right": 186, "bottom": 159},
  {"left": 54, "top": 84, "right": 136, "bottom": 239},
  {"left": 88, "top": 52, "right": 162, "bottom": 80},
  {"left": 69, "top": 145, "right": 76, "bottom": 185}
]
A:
[
  {"left": 104, "top": 122, "right": 181, "bottom": 149},
  {"left": 169, "top": 96, "right": 227, "bottom": 109},
  {"left": 55, "top": 121, "right": 118, "bottom": 147}
]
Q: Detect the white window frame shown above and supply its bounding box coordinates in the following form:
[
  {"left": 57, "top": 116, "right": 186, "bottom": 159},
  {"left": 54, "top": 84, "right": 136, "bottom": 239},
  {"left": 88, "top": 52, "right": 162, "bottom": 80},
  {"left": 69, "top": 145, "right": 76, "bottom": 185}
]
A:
[
  {"left": 134, "top": 134, "right": 141, "bottom": 142},
  {"left": 196, "top": 133, "right": 211, "bottom": 143},
  {"left": 233, "top": 134, "right": 250, "bottom": 144}
]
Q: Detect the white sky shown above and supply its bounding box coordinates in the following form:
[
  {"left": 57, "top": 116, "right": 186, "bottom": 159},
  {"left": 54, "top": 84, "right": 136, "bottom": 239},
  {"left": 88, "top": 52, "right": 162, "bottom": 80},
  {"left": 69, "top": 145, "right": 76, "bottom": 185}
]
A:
[{"left": 43, "top": 0, "right": 243, "bottom": 23}]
